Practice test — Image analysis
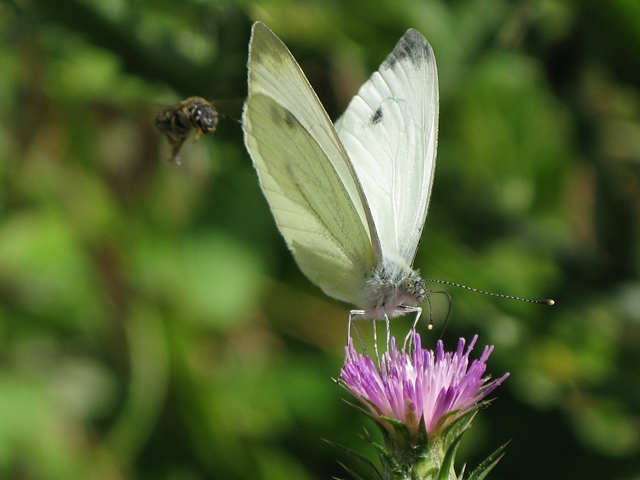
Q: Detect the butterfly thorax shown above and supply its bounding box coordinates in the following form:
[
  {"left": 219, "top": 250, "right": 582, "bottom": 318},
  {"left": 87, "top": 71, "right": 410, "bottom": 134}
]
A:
[{"left": 359, "top": 260, "right": 426, "bottom": 319}]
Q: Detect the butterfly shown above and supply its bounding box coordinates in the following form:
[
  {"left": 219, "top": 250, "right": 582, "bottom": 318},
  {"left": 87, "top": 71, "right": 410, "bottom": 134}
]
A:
[{"left": 242, "top": 22, "right": 439, "bottom": 342}]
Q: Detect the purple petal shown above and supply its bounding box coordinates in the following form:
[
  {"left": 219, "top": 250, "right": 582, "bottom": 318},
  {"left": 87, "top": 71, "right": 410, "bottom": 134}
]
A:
[{"left": 340, "top": 334, "right": 508, "bottom": 440}]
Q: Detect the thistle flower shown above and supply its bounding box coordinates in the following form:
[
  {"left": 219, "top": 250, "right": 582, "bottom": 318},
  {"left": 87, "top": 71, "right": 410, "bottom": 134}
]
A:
[{"left": 338, "top": 334, "right": 509, "bottom": 480}]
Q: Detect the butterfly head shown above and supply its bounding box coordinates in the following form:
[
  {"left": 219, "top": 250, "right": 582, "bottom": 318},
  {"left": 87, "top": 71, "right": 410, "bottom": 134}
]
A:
[
  {"left": 399, "top": 274, "right": 427, "bottom": 305},
  {"left": 361, "top": 264, "right": 427, "bottom": 319}
]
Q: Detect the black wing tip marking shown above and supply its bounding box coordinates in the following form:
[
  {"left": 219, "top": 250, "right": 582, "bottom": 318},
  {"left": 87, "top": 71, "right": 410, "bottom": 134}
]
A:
[
  {"left": 249, "top": 22, "right": 287, "bottom": 69},
  {"left": 382, "top": 29, "right": 433, "bottom": 70},
  {"left": 370, "top": 107, "right": 383, "bottom": 125}
]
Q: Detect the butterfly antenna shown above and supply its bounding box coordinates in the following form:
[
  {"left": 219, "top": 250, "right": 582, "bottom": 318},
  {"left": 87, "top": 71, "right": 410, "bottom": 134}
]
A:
[
  {"left": 424, "top": 290, "right": 453, "bottom": 340},
  {"left": 425, "top": 293, "right": 434, "bottom": 330},
  {"left": 425, "top": 279, "right": 555, "bottom": 305}
]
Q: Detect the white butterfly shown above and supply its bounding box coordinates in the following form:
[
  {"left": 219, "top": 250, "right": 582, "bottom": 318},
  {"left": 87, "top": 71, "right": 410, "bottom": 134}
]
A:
[{"left": 242, "top": 22, "right": 439, "bottom": 338}]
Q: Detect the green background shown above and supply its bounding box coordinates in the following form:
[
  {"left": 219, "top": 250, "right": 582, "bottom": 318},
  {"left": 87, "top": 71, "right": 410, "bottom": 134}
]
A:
[{"left": 1, "top": 0, "right": 639, "bottom": 478}]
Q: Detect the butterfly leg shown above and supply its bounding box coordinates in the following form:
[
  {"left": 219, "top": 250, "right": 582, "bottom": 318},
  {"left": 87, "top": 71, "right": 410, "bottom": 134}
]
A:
[
  {"left": 371, "top": 319, "right": 380, "bottom": 360},
  {"left": 348, "top": 309, "right": 367, "bottom": 357},
  {"left": 383, "top": 311, "right": 391, "bottom": 352},
  {"left": 401, "top": 306, "right": 423, "bottom": 351}
]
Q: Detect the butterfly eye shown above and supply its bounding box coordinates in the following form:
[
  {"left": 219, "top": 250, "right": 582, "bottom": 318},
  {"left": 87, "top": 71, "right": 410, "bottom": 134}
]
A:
[
  {"left": 400, "top": 277, "right": 427, "bottom": 301},
  {"left": 400, "top": 278, "right": 416, "bottom": 294}
]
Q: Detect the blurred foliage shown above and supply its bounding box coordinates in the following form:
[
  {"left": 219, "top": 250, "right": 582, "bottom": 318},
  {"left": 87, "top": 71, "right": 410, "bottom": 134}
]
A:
[{"left": 0, "top": 0, "right": 639, "bottom": 479}]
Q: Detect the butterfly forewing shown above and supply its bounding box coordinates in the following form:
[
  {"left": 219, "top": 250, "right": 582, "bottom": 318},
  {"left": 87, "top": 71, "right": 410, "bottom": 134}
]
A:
[
  {"left": 243, "top": 24, "right": 378, "bottom": 305},
  {"left": 247, "top": 24, "right": 381, "bottom": 256},
  {"left": 335, "top": 30, "right": 439, "bottom": 266}
]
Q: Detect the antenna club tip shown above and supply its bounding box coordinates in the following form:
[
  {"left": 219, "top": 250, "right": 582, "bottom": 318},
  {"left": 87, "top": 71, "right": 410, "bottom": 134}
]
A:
[{"left": 543, "top": 299, "right": 555, "bottom": 306}]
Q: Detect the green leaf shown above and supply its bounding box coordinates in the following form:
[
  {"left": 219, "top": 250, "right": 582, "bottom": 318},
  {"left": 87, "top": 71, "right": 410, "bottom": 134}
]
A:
[
  {"left": 437, "top": 431, "right": 464, "bottom": 480},
  {"left": 466, "top": 441, "right": 510, "bottom": 480},
  {"left": 326, "top": 438, "right": 385, "bottom": 480}
]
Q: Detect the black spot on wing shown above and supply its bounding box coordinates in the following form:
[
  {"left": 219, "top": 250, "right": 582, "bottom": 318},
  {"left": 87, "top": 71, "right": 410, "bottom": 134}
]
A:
[
  {"left": 268, "top": 102, "right": 298, "bottom": 130},
  {"left": 283, "top": 111, "right": 296, "bottom": 129},
  {"left": 382, "top": 29, "right": 432, "bottom": 70},
  {"left": 371, "top": 107, "right": 383, "bottom": 125}
]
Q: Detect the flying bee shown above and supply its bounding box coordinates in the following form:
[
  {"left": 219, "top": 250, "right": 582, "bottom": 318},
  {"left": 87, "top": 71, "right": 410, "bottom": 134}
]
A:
[{"left": 155, "top": 96, "right": 219, "bottom": 164}]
